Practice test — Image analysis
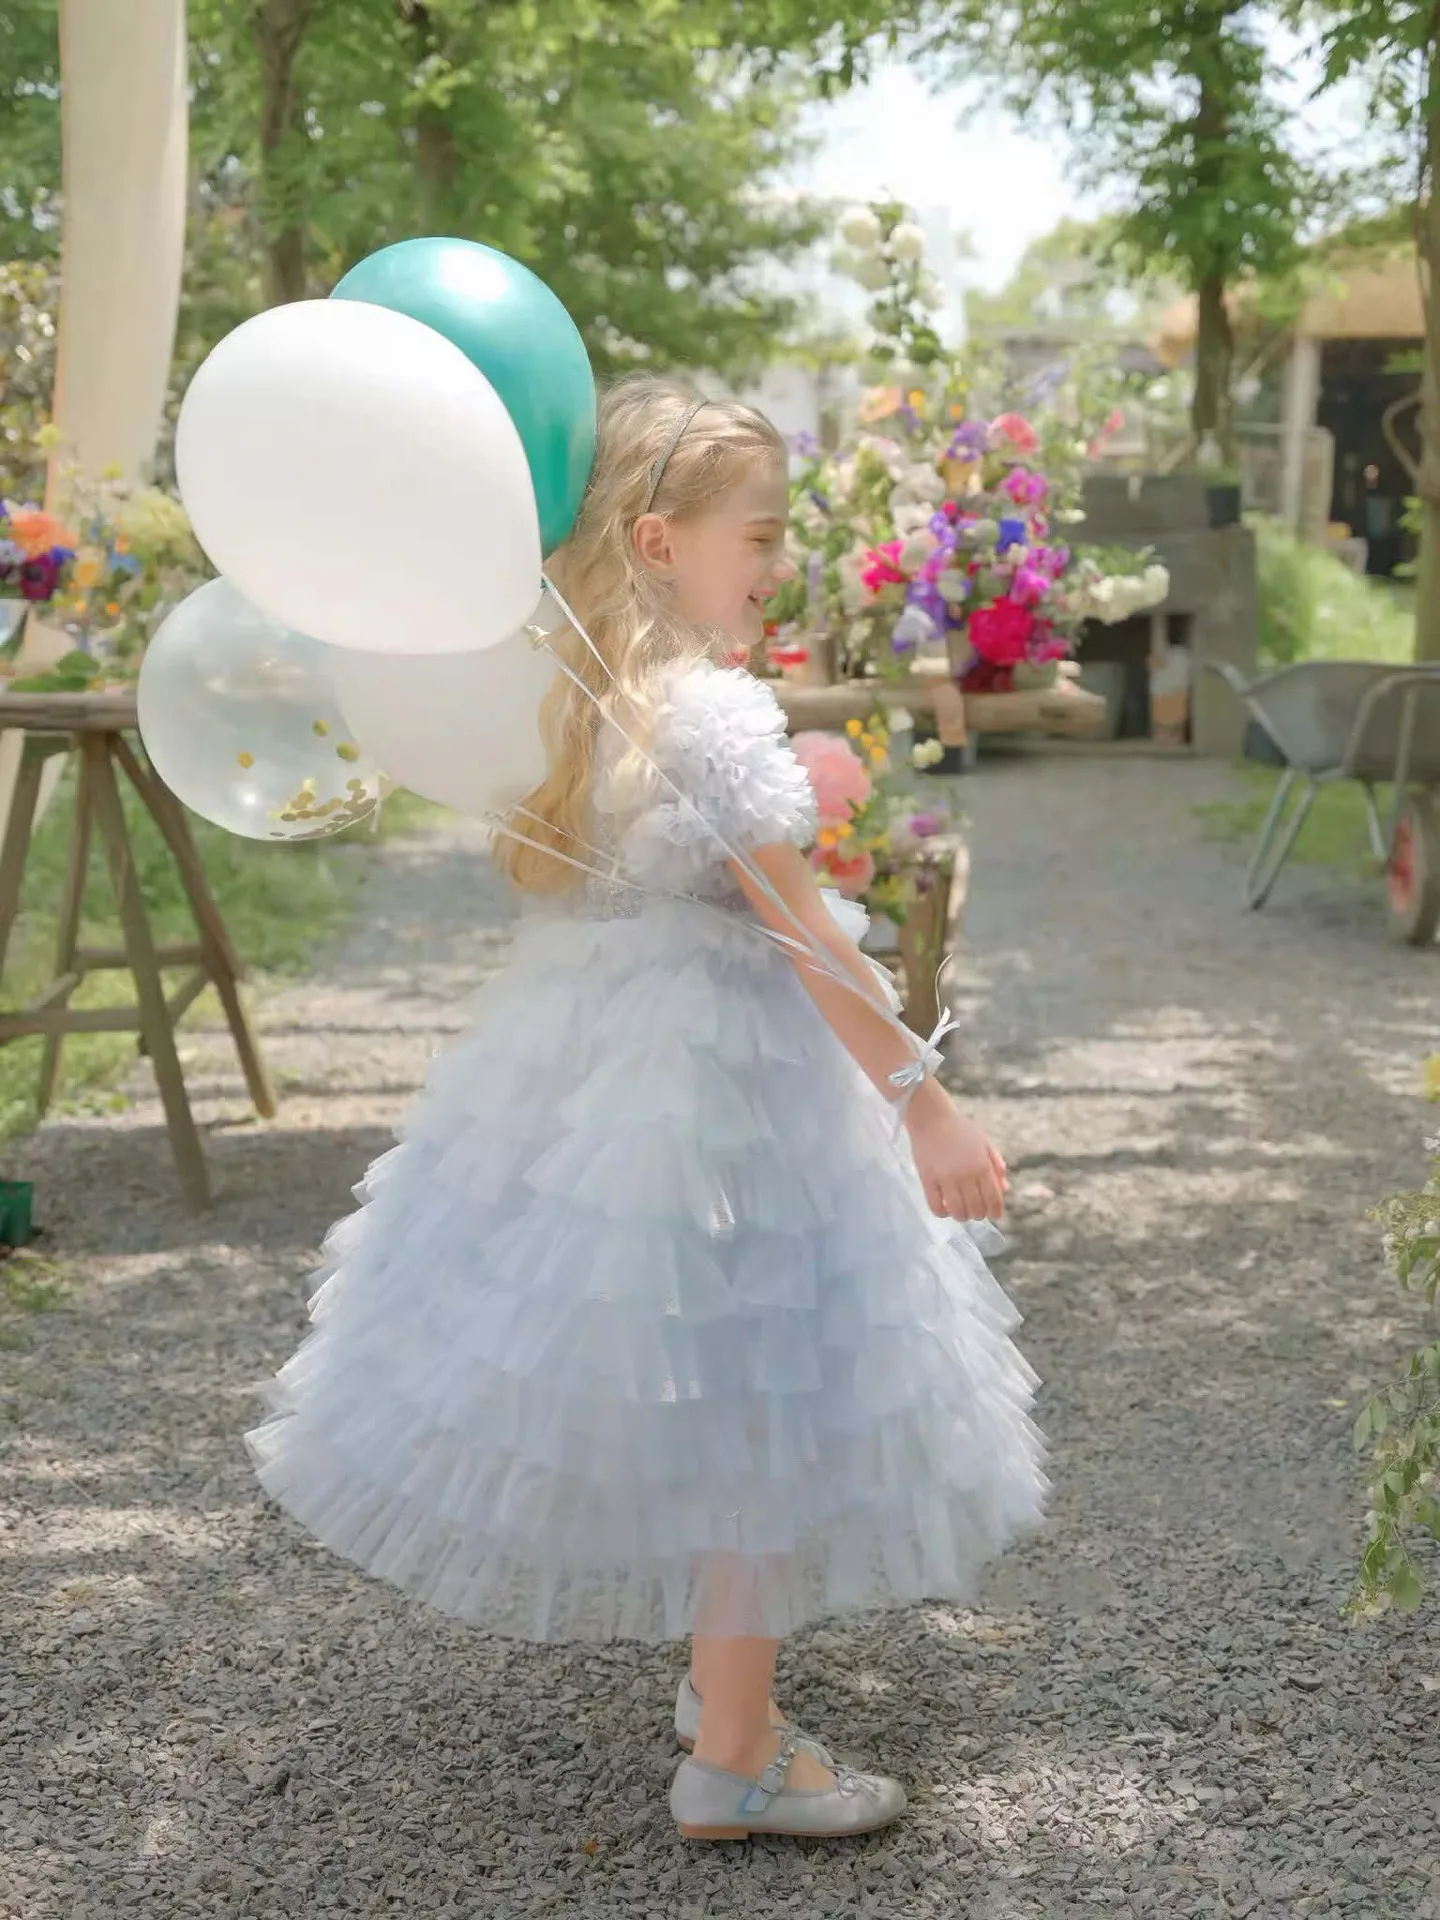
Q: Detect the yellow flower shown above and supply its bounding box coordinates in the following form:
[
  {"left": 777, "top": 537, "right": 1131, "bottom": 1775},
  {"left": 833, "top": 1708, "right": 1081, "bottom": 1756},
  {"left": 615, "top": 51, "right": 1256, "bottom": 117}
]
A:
[
  {"left": 859, "top": 732, "right": 875, "bottom": 751},
  {"left": 908, "top": 389, "right": 925, "bottom": 410},
  {"left": 74, "top": 555, "right": 103, "bottom": 589},
  {"left": 845, "top": 718, "right": 863, "bottom": 739},
  {"left": 836, "top": 821, "right": 854, "bottom": 840},
  {"left": 817, "top": 828, "right": 839, "bottom": 851},
  {"left": 101, "top": 461, "right": 124, "bottom": 481},
  {"left": 870, "top": 749, "right": 888, "bottom": 769}
]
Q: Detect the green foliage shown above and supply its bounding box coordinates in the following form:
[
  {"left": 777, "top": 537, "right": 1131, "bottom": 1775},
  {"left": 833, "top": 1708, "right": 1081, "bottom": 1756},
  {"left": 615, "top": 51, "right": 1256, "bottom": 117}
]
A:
[
  {"left": 0, "top": 0, "right": 900, "bottom": 386},
  {"left": 0, "top": 765, "right": 444, "bottom": 1147},
  {"left": 0, "top": 259, "right": 57, "bottom": 499},
  {"left": 1349, "top": 1064, "right": 1440, "bottom": 1621},
  {"left": 916, "top": 0, "right": 1311, "bottom": 444},
  {"left": 1197, "top": 770, "right": 1396, "bottom": 875},
  {"left": 1253, "top": 517, "right": 1416, "bottom": 668}
]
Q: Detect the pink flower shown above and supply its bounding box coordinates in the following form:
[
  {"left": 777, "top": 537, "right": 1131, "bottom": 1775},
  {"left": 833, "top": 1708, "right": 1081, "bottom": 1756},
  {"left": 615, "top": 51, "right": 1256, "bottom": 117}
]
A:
[
  {"left": 818, "top": 846, "right": 877, "bottom": 897},
  {"left": 990, "top": 413, "right": 1040, "bottom": 457},
  {"left": 860, "top": 540, "right": 906, "bottom": 596},
  {"left": 1011, "top": 565, "right": 1050, "bottom": 608},
  {"left": 908, "top": 811, "right": 943, "bottom": 838},
  {"left": 968, "top": 596, "right": 1035, "bottom": 666},
  {"left": 791, "top": 731, "right": 872, "bottom": 824},
  {"left": 1001, "top": 468, "right": 1048, "bottom": 507}
]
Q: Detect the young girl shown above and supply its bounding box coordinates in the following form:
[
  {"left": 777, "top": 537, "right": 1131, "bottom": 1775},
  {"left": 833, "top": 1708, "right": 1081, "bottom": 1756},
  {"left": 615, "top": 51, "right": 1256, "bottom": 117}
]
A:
[{"left": 245, "top": 376, "right": 1047, "bottom": 1842}]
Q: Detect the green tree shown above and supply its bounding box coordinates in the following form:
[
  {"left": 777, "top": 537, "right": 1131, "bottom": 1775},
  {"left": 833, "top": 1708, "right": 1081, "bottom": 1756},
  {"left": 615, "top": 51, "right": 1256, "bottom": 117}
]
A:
[
  {"left": 1, "top": 0, "right": 900, "bottom": 381},
  {"left": 915, "top": 0, "right": 1310, "bottom": 458},
  {"left": 1298, "top": 0, "right": 1440, "bottom": 659}
]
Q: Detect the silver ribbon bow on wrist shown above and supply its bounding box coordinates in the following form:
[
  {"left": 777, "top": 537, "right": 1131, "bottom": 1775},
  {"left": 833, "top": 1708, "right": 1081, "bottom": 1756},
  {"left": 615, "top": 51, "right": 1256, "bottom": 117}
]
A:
[{"left": 888, "top": 1008, "right": 960, "bottom": 1094}]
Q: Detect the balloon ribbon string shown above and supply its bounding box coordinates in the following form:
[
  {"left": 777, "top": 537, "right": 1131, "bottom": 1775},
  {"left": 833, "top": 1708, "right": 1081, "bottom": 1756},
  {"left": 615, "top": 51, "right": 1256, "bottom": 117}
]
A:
[{"left": 531, "top": 571, "right": 936, "bottom": 1092}]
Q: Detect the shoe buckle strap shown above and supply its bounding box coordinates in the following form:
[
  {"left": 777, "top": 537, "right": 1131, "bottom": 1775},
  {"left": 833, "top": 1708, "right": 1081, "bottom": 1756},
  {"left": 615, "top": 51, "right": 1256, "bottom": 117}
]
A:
[{"left": 737, "top": 1730, "right": 798, "bottom": 1815}]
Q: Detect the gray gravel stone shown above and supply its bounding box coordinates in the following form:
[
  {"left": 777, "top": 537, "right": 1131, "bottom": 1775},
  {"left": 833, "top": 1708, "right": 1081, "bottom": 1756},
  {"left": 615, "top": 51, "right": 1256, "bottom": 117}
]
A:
[{"left": 2, "top": 762, "right": 1439, "bottom": 1918}]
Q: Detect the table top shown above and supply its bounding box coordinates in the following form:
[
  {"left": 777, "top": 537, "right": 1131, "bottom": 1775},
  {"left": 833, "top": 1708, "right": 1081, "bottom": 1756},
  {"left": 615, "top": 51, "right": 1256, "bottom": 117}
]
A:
[{"left": 0, "top": 689, "right": 139, "bottom": 734}]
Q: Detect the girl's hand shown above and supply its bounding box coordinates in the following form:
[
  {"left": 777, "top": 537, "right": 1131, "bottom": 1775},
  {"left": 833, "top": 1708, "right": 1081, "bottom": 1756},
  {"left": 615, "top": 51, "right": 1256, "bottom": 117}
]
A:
[{"left": 906, "top": 1086, "right": 1007, "bottom": 1222}]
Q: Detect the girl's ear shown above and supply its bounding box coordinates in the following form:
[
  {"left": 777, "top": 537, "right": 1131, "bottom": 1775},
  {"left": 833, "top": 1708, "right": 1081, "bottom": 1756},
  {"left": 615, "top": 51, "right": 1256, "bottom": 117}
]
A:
[{"left": 632, "top": 511, "right": 678, "bottom": 578}]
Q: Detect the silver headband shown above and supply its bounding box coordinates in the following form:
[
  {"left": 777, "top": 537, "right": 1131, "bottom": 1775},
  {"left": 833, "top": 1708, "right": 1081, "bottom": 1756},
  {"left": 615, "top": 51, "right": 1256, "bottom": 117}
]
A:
[{"left": 641, "top": 398, "right": 711, "bottom": 513}]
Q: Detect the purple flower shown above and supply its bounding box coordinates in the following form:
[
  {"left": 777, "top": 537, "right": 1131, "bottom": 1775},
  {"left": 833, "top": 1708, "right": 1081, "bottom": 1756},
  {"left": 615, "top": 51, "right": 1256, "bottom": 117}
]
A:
[
  {"left": 949, "top": 420, "right": 990, "bottom": 459},
  {"left": 19, "top": 553, "right": 64, "bottom": 602},
  {"left": 909, "top": 811, "right": 943, "bottom": 839},
  {"left": 789, "top": 430, "right": 821, "bottom": 460},
  {"left": 806, "top": 551, "right": 825, "bottom": 601},
  {"left": 808, "top": 488, "right": 830, "bottom": 514},
  {"left": 996, "top": 517, "right": 1027, "bottom": 555}
]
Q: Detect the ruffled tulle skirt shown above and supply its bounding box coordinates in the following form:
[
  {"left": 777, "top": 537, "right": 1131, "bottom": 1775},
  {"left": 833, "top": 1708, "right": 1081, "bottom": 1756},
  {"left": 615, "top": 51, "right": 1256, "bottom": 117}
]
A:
[{"left": 245, "top": 895, "right": 1048, "bottom": 1642}]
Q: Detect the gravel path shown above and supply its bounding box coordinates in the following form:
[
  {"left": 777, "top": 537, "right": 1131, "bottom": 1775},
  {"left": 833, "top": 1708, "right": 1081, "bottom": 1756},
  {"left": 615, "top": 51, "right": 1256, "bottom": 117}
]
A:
[{"left": 3, "top": 758, "right": 1438, "bottom": 1920}]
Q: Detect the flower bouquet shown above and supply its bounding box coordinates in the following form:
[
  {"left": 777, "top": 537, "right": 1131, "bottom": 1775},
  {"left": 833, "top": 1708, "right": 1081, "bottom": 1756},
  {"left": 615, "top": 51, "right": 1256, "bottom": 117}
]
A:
[
  {"left": 791, "top": 712, "right": 965, "bottom": 1032},
  {"left": 0, "top": 430, "right": 207, "bottom": 693},
  {"left": 768, "top": 200, "right": 1170, "bottom": 702}
]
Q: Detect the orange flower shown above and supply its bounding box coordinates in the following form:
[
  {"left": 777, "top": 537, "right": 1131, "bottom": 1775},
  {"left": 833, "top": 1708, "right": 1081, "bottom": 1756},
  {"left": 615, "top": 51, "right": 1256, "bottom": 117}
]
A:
[
  {"left": 6, "top": 506, "right": 74, "bottom": 558},
  {"left": 104, "top": 601, "right": 120, "bottom": 616},
  {"left": 857, "top": 385, "right": 903, "bottom": 425}
]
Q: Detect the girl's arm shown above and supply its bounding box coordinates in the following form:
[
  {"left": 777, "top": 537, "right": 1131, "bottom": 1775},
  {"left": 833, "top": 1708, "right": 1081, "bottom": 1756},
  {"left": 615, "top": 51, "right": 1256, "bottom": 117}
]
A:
[{"left": 730, "top": 843, "right": 1006, "bottom": 1222}]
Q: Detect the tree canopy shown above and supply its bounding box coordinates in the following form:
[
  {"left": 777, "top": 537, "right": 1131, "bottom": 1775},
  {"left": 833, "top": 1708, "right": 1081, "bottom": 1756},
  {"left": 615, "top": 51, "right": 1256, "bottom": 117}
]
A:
[
  {"left": 911, "top": 0, "right": 1311, "bottom": 456},
  {"left": 0, "top": 0, "right": 902, "bottom": 383}
]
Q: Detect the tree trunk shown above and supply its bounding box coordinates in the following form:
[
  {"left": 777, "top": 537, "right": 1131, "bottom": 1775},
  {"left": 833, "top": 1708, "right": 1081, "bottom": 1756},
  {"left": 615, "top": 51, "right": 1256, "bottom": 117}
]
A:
[
  {"left": 1189, "top": 35, "right": 1234, "bottom": 462},
  {"left": 398, "top": 1, "right": 459, "bottom": 229},
  {"left": 254, "top": 0, "right": 318, "bottom": 306},
  {"left": 1192, "top": 272, "right": 1234, "bottom": 460},
  {"left": 1415, "top": 52, "right": 1440, "bottom": 663}
]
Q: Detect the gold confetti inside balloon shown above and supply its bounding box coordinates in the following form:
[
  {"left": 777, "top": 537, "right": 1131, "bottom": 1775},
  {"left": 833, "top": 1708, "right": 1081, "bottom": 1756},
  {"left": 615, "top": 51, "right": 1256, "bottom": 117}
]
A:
[{"left": 137, "top": 578, "right": 384, "bottom": 842}]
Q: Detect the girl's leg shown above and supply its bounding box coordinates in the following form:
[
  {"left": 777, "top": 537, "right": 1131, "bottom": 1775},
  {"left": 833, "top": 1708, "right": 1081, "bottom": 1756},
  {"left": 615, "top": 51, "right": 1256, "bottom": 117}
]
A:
[{"left": 689, "top": 1635, "right": 833, "bottom": 1790}]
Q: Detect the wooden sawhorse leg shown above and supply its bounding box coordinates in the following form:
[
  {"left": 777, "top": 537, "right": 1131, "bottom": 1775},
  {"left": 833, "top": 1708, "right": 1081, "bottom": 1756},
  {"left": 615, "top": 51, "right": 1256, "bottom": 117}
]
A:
[
  {"left": 83, "top": 734, "right": 211, "bottom": 1212},
  {"left": 112, "top": 737, "right": 276, "bottom": 1122}
]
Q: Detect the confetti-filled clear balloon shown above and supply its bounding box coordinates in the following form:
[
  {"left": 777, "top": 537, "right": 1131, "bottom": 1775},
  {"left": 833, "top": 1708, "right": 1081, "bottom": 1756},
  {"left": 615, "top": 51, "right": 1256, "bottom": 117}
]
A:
[{"left": 137, "top": 578, "right": 383, "bottom": 841}]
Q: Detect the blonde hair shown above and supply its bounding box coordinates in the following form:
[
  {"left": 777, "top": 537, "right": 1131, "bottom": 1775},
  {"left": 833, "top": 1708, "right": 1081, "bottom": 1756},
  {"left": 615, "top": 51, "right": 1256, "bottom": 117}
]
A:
[{"left": 496, "top": 374, "right": 787, "bottom": 893}]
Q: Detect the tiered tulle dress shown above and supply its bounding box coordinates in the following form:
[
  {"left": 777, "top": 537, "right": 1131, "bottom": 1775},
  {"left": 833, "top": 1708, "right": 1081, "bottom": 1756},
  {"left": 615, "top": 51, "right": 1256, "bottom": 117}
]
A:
[{"left": 245, "top": 662, "right": 1047, "bottom": 1642}]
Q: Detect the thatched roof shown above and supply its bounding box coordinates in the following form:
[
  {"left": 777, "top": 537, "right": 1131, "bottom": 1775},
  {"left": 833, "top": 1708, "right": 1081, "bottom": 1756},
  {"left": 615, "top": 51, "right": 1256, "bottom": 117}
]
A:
[{"left": 1151, "top": 251, "right": 1424, "bottom": 363}]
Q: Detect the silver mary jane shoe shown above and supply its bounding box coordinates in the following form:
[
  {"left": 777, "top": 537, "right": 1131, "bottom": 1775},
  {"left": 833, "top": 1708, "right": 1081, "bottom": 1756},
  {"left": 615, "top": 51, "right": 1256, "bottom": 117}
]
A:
[
  {"left": 674, "top": 1675, "right": 833, "bottom": 1763},
  {"left": 670, "top": 1729, "right": 907, "bottom": 1841}
]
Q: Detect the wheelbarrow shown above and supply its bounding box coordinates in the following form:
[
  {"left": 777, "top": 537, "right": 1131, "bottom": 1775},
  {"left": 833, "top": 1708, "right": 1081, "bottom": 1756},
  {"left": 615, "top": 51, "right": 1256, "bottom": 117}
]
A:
[{"left": 1206, "top": 659, "right": 1440, "bottom": 945}]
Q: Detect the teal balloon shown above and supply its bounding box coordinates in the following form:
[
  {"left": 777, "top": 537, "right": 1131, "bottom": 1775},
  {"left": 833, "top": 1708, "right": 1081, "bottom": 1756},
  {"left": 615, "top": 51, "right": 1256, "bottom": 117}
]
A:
[{"left": 332, "top": 239, "right": 595, "bottom": 555}]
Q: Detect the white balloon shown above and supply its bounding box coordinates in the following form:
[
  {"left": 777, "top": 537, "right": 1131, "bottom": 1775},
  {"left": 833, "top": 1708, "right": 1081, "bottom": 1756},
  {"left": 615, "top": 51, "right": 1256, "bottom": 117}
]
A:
[
  {"left": 175, "top": 299, "right": 542, "bottom": 655},
  {"left": 330, "top": 613, "right": 559, "bottom": 818}
]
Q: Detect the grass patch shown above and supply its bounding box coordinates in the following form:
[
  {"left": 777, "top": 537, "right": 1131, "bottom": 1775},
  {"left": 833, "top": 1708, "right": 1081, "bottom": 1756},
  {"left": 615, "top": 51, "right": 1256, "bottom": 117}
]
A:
[
  {"left": 1198, "top": 766, "right": 1389, "bottom": 877},
  {"left": 0, "top": 1251, "right": 69, "bottom": 1351},
  {"left": 0, "top": 768, "right": 446, "bottom": 1147},
  {"left": 1254, "top": 517, "right": 1415, "bottom": 668}
]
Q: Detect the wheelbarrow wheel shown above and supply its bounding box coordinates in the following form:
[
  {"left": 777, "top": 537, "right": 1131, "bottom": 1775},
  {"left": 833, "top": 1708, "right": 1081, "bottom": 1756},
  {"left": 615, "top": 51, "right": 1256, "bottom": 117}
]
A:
[{"left": 1387, "top": 792, "right": 1440, "bottom": 946}]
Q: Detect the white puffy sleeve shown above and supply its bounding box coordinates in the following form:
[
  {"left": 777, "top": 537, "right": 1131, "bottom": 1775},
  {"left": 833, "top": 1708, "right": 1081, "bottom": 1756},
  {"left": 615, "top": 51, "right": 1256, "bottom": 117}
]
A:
[{"left": 606, "top": 664, "right": 817, "bottom": 890}]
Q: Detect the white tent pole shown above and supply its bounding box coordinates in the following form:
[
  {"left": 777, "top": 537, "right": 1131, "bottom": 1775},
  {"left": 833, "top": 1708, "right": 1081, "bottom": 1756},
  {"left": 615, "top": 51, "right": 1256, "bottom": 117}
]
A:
[{"left": 0, "top": 0, "right": 188, "bottom": 845}]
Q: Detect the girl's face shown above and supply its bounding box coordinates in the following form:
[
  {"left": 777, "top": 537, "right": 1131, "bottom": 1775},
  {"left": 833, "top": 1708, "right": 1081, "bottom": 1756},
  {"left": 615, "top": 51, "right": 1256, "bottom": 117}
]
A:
[{"left": 634, "top": 459, "right": 795, "bottom": 656}]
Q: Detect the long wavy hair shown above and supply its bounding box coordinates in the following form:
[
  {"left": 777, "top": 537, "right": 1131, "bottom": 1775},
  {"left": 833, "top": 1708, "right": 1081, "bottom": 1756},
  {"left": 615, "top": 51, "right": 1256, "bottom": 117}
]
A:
[{"left": 494, "top": 375, "right": 787, "bottom": 893}]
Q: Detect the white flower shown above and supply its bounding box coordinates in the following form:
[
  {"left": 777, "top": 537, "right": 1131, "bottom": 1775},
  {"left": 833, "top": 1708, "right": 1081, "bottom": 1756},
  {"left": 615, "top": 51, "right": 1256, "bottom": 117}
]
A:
[
  {"left": 937, "top": 569, "right": 969, "bottom": 606},
  {"left": 837, "top": 553, "right": 867, "bottom": 614},
  {"left": 898, "top": 531, "right": 935, "bottom": 574},
  {"left": 840, "top": 205, "right": 883, "bottom": 250},
  {"left": 795, "top": 496, "right": 828, "bottom": 539},
  {"left": 888, "top": 221, "right": 927, "bottom": 264},
  {"left": 892, "top": 461, "right": 947, "bottom": 506},
  {"left": 889, "top": 706, "right": 915, "bottom": 732},
  {"left": 912, "top": 738, "right": 946, "bottom": 770},
  {"left": 913, "top": 272, "right": 944, "bottom": 313},
  {"left": 850, "top": 253, "right": 892, "bottom": 292},
  {"left": 1142, "top": 563, "right": 1171, "bottom": 604},
  {"left": 1055, "top": 508, "right": 1087, "bottom": 525},
  {"left": 892, "top": 501, "right": 933, "bottom": 536},
  {"left": 857, "top": 433, "right": 905, "bottom": 476}
]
